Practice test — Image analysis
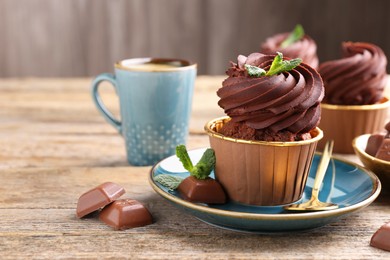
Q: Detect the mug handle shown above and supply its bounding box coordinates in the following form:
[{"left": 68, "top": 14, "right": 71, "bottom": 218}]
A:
[{"left": 91, "top": 73, "right": 122, "bottom": 134}]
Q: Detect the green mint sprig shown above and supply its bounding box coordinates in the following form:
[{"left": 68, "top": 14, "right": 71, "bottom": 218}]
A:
[
  {"left": 153, "top": 174, "right": 184, "bottom": 191},
  {"left": 176, "top": 145, "right": 216, "bottom": 180},
  {"left": 245, "top": 64, "right": 266, "bottom": 77},
  {"left": 266, "top": 52, "right": 301, "bottom": 76},
  {"left": 245, "top": 52, "right": 301, "bottom": 77},
  {"left": 175, "top": 145, "right": 194, "bottom": 172},
  {"left": 154, "top": 146, "right": 216, "bottom": 190},
  {"left": 280, "top": 24, "right": 305, "bottom": 48}
]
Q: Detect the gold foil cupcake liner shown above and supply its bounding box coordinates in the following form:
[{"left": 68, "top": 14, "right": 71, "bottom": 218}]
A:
[
  {"left": 205, "top": 117, "right": 323, "bottom": 206},
  {"left": 318, "top": 97, "right": 390, "bottom": 154}
]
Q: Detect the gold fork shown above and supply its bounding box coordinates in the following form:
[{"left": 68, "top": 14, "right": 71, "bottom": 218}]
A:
[{"left": 284, "top": 140, "right": 338, "bottom": 211}]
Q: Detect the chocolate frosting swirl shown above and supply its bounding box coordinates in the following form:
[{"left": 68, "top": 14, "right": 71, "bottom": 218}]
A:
[
  {"left": 261, "top": 33, "right": 319, "bottom": 69},
  {"left": 319, "top": 42, "right": 387, "bottom": 105},
  {"left": 217, "top": 53, "right": 324, "bottom": 134}
]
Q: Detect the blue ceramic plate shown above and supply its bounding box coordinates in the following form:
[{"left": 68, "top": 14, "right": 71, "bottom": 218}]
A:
[{"left": 149, "top": 148, "right": 381, "bottom": 233}]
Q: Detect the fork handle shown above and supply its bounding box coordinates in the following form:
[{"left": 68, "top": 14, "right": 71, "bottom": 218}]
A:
[{"left": 312, "top": 141, "right": 334, "bottom": 199}]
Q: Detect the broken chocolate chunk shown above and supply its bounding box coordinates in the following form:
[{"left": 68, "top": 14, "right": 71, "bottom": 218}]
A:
[
  {"left": 76, "top": 182, "right": 125, "bottom": 218},
  {"left": 366, "top": 134, "right": 385, "bottom": 157},
  {"left": 385, "top": 122, "right": 390, "bottom": 133},
  {"left": 370, "top": 222, "right": 390, "bottom": 251},
  {"left": 375, "top": 139, "right": 390, "bottom": 161},
  {"left": 99, "top": 199, "right": 153, "bottom": 230}
]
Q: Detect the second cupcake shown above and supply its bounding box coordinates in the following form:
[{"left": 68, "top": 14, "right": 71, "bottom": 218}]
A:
[
  {"left": 318, "top": 42, "right": 390, "bottom": 153},
  {"left": 261, "top": 24, "right": 319, "bottom": 70}
]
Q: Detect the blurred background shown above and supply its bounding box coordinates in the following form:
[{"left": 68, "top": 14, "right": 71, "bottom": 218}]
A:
[{"left": 1, "top": 0, "right": 389, "bottom": 77}]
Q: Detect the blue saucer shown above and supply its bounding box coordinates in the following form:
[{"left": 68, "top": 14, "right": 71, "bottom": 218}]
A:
[{"left": 149, "top": 148, "right": 381, "bottom": 233}]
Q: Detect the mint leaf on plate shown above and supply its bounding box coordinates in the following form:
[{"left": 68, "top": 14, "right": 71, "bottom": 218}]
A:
[{"left": 153, "top": 174, "right": 184, "bottom": 191}]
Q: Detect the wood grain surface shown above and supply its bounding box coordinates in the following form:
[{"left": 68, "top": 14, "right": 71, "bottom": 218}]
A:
[
  {"left": 0, "top": 77, "right": 390, "bottom": 259},
  {"left": 1, "top": 0, "right": 390, "bottom": 76}
]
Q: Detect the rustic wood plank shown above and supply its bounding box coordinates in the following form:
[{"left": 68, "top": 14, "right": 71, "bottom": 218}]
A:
[
  {"left": 0, "top": 75, "right": 385, "bottom": 168},
  {"left": 1, "top": 77, "right": 390, "bottom": 258},
  {"left": 0, "top": 76, "right": 223, "bottom": 125},
  {"left": 0, "top": 76, "right": 377, "bottom": 169},
  {"left": 0, "top": 167, "right": 389, "bottom": 259},
  {"left": 0, "top": 77, "right": 223, "bottom": 169}
]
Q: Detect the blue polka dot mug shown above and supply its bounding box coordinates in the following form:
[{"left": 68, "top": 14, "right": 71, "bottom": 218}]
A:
[{"left": 91, "top": 58, "right": 197, "bottom": 166}]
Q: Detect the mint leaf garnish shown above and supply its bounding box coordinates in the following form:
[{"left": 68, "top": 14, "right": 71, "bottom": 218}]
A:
[
  {"left": 176, "top": 145, "right": 216, "bottom": 180},
  {"left": 153, "top": 174, "right": 184, "bottom": 191},
  {"left": 245, "top": 64, "right": 266, "bottom": 77},
  {"left": 280, "top": 24, "right": 305, "bottom": 48},
  {"left": 243, "top": 52, "right": 301, "bottom": 77},
  {"left": 192, "top": 148, "right": 216, "bottom": 180},
  {"left": 176, "top": 145, "right": 194, "bottom": 172},
  {"left": 266, "top": 52, "right": 301, "bottom": 76}
]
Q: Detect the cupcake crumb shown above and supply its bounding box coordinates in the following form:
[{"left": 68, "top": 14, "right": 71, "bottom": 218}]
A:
[{"left": 219, "top": 121, "right": 312, "bottom": 142}]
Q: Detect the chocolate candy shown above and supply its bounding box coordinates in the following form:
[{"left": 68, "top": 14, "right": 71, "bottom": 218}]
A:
[
  {"left": 99, "top": 199, "right": 153, "bottom": 230},
  {"left": 385, "top": 121, "right": 390, "bottom": 132},
  {"left": 76, "top": 182, "right": 125, "bottom": 218},
  {"left": 370, "top": 222, "right": 390, "bottom": 251},
  {"left": 178, "top": 176, "right": 226, "bottom": 204},
  {"left": 366, "top": 134, "right": 384, "bottom": 157},
  {"left": 366, "top": 121, "right": 390, "bottom": 161},
  {"left": 376, "top": 139, "right": 390, "bottom": 161}
]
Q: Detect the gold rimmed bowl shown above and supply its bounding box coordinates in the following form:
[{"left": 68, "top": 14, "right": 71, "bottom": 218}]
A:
[{"left": 353, "top": 134, "right": 390, "bottom": 186}]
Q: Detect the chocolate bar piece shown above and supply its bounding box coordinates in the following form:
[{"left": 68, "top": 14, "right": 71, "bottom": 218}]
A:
[
  {"left": 385, "top": 121, "right": 390, "bottom": 132},
  {"left": 99, "top": 199, "right": 153, "bottom": 230},
  {"left": 375, "top": 139, "right": 390, "bottom": 161},
  {"left": 76, "top": 182, "right": 125, "bottom": 218},
  {"left": 178, "top": 176, "right": 226, "bottom": 204},
  {"left": 370, "top": 222, "right": 390, "bottom": 251},
  {"left": 366, "top": 134, "right": 384, "bottom": 157}
]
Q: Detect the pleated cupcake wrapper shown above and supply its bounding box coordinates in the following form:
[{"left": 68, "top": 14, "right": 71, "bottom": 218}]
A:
[
  {"left": 205, "top": 117, "right": 323, "bottom": 206},
  {"left": 318, "top": 97, "right": 390, "bottom": 154}
]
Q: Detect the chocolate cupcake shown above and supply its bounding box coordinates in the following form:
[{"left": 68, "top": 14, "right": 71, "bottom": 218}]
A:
[
  {"left": 205, "top": 52, "right": 324, "bottom": 206},
  {"left": 261, "top": 24, "right": 319, "bottom": 69},
  {"left": 318, "top": 42, "right": 390, "bottom": 153}
]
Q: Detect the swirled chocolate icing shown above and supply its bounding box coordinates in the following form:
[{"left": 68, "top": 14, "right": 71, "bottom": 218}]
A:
[
  {"left": 319, "top": 42, "right": 387, "bottom": 105},
  {"left": 261, "top": 33, "right": 319, "bottom": 69},
  {"left": 217, "top": 53, "right": 324, "bottom": 141}
]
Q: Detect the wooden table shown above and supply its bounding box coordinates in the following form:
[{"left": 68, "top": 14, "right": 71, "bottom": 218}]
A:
[{"left": 0, "top": 77, "right": 389, "bottom": 259}]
